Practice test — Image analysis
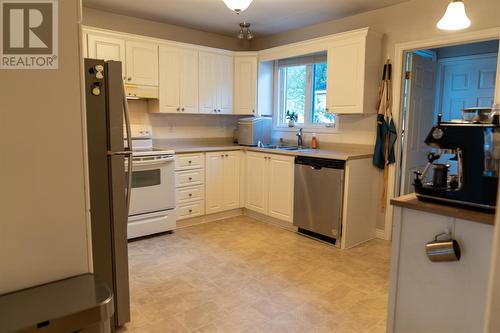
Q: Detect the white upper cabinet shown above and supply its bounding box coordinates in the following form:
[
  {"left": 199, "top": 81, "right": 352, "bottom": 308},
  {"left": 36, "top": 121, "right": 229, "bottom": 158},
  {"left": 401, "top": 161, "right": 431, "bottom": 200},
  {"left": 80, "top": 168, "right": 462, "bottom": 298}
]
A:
[
  {"left": 205, "top": 151, "right": 241, "bottom": 214},
  {"left": 217, "top": 55, "right": 234, "bottom": 114},
  {"left": 199, "top": 52, "right": 218, "bottom": 114},
  {"left": 125, "top": 40, "right": 159, "bottom": 86},
  {"left": 199, "top": 52, "right": 234, "bottom": 114},
  {"left": 326, "top": 29, "right": 382, "bottom": 114},
  {"left": 234, "top": 55, "right": 258, "bottom": 115},
  {"left": 86, "top": 32, "right": 158, "bottom": 86},
  {"left": 157, "top": 46, "right": 199, "bottom": 113},
  {"left": 87, "top": 33, "right": 126, "bottom": 77}
]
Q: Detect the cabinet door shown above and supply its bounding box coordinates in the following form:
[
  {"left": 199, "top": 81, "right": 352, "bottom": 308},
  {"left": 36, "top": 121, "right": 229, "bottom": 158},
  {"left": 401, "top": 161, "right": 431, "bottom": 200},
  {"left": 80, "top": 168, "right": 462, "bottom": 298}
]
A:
[
  {"left": 326, "top": 39, "right": 364, "bottom": 114},
  {"left": 217, "top": 55, "right": 234, "bottom": 114},
  {"left": 222, "top": 151, "right": 240, "bottom": 210},
  {"left": 180, "top": 49, "right": 199, "bottom": 113},
  {"left": 199, "top": 52, "right": 217, "bottom": 114},
  {"left": 125, "top": 40, "right": 159, "bottom": 86},
  {"left": 158, "top": 46, "right": 181, "bottom": 113},
  {"left": 268, "top": 155, "right": 294, "bottom": 223},
  {"left": 234, "top": 56, "right": 257, "bottom": 115},
  {"left": 205, "top": 152, "right": 225, "bottom": 214},
  {"left": 87, "top": 34, "right": 126, "bottom": 78},
  {"left": 245, "top": 152, "right": 268, "bottom": 214}
]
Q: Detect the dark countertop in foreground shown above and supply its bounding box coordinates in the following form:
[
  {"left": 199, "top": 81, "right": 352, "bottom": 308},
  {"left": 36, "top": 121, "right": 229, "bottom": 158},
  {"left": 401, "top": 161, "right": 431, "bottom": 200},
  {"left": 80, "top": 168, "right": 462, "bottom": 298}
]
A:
[
  {"left": 153, "top": 138, "right": 374, "bottom": 161},
  {"left": 391, "top": 193, "right": 495, "bottom": 225}
]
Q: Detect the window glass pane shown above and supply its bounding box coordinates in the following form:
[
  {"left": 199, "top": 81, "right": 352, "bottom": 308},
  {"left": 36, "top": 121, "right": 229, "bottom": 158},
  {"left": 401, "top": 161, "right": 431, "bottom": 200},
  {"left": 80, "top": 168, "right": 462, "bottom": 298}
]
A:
[
  {"left": 284, "top": 65, "right": 306, "bottom": 124},
  {"left": 312, "top": 63, "right": 335, "bottom": 124}
]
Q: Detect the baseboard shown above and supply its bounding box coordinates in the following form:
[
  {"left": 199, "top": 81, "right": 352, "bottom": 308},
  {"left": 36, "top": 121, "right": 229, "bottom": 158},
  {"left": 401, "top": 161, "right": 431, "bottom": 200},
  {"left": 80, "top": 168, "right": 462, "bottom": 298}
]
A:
[
  {"left": 176, "top": 208, "right": 243, "bottom": 229},
  {"left": 243, "top": 208, "right": 297, "bottom": 232},
  {"left": 376, "top": 228, "right": 386, "bottom": 240}
]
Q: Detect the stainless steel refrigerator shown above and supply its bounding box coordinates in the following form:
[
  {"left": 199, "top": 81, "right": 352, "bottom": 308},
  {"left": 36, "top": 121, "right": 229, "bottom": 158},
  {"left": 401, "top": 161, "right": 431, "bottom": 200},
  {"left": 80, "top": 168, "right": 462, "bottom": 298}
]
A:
[{"left": 84, "top": 59, "right": 132, "bottom": 328}]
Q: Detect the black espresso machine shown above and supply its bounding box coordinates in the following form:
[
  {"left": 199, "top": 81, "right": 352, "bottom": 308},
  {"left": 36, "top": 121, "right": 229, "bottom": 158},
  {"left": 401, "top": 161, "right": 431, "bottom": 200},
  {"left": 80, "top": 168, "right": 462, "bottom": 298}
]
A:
[{"left": 414, "top": 116, "right": 500, "bottom": 211}]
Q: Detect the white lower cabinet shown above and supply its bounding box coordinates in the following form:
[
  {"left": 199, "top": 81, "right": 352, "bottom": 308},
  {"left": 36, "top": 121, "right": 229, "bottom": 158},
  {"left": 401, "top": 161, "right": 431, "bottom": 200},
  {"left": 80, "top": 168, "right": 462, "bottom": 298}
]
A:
[
  {"left": 205, "top": 151, "right": 241, "bottom": 214},
  {"left": 245, "top": 152, "right": 294, "bottom": 223}
]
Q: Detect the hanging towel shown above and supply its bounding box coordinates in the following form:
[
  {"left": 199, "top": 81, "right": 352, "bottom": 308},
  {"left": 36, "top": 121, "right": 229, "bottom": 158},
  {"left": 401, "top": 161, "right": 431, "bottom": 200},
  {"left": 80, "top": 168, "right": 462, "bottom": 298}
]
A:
[{"left": 373, "top": 60, "right": 397, "bottom": 210}]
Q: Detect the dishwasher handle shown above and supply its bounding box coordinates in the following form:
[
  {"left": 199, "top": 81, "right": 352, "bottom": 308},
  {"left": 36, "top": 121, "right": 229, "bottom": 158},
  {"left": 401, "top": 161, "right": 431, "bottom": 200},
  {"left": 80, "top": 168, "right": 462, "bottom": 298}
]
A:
[{"left": 295, "top": 156, "right": 345, "bottom": 170}]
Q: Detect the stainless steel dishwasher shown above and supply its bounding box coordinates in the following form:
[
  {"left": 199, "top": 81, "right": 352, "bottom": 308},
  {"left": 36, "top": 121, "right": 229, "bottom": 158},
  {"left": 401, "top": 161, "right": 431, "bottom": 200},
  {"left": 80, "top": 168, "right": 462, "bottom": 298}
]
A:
[{"left": 293, "top": 156, "right": 345, "bottom": 244}]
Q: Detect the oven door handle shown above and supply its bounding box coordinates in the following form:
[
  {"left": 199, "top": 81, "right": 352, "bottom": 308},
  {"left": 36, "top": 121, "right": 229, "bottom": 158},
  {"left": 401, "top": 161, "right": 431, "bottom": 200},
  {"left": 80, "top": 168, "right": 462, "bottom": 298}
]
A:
[
  {"left": 131, "top": 156, "right": 175, "bottom": 167},
  {"left": 123, "top": 83, "right": 133, "bottom": 215}
]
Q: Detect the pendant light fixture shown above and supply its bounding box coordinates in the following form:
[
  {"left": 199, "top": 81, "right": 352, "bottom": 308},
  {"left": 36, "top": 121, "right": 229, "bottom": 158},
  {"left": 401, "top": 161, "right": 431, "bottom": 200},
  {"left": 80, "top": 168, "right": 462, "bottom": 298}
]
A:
[
  {"left": 237, "top": 23, "right": 254, "bottom": 40},
  {"left": 223, "top": 0, "right": 253, "bottom": 14},
  {"left": 437, "top": 0, "right": 471, "bottom": 30}
]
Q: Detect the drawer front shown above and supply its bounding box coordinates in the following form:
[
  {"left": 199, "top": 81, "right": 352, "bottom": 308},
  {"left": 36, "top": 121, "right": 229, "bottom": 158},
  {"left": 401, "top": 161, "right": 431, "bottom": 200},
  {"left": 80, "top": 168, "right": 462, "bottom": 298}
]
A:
[
  {"left": 176, "top": 185, "right": 204, "bottom": 204},
  {"left": 177, "top": 200, "right": 205, "bottom": 220},
  {"left": 175, "top": 153, "right": 205, "bottom": 170},
  {"left": 176, "top": 169, "right": 204, "bottom": 188}
]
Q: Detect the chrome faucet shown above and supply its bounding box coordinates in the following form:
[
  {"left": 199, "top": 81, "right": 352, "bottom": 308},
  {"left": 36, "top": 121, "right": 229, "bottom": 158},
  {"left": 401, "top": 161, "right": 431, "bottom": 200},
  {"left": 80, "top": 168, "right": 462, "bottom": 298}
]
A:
[{"left": 296, "top": 128, "right": 303, "bottom": 147}]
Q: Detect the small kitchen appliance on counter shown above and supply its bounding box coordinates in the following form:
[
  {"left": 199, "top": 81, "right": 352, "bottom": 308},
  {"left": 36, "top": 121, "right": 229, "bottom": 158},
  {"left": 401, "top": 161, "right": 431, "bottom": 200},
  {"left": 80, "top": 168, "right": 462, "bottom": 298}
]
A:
[
  {"left": 413, "top": 115, "right": 500, "bottom": 210},
  {"left": 237, "top": 116, "right": 272, "bottom": 146}
]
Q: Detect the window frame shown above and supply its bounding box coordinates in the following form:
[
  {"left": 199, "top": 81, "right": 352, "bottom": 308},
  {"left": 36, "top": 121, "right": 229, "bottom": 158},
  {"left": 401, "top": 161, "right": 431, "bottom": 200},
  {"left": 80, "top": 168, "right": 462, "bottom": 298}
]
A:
[{"left": 273, "top": 60, "right": 338, "bottom": 133}]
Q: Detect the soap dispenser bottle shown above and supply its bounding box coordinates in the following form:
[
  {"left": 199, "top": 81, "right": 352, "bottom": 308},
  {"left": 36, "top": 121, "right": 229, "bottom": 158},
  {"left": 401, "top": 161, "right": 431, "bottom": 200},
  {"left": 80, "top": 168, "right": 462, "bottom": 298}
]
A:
[{"left": 311, "top": 133, "right": 319, "bottom": 149}]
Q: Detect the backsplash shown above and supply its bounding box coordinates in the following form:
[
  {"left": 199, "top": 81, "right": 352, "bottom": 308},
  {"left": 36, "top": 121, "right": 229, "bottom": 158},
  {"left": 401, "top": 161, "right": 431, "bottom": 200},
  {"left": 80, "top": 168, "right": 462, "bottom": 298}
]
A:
[
  {"left": 128, "top": 100, "right": 241, "bottom": 139},
  {"left": 128, "top": 100, "right": 376, "bottom": 145}
]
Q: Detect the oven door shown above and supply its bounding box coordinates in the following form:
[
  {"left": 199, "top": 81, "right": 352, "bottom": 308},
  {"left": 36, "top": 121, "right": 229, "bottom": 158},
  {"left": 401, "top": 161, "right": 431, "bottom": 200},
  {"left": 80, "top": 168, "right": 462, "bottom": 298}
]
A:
[{"left": 127, "top": 155, "right": 175, "bottom": 216}]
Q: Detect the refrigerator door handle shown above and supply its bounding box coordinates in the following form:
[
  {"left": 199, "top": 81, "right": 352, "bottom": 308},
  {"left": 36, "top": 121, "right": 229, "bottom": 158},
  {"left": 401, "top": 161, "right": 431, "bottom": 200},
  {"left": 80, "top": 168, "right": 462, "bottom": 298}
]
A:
[{"left": 122, "top": 83, "right": 133, "bottom": 215}]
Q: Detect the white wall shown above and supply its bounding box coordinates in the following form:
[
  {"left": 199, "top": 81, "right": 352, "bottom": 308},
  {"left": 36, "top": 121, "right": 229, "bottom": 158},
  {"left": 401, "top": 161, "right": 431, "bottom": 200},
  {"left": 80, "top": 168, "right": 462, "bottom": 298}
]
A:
[
  {"left": 0, "top": 0, "right": 90, "bottom": 293},
  {"left": 129, "top": 100, "right": 240, "bottom": 139}
]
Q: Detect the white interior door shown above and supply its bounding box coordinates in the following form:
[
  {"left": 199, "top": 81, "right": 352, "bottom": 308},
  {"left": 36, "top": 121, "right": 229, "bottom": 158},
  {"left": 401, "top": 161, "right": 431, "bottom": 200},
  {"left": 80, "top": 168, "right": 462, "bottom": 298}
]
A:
[
  {"left": 401, "top": 53, "right": 438, "bottom": 194},
  {"left": 438, "top": 54, "right": 498, "bottom": 121}
]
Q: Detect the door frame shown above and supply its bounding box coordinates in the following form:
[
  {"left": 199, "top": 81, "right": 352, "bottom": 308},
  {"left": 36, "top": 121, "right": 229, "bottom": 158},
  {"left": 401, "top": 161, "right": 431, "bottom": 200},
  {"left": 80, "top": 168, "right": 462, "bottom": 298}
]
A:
[{"left": 384, "top": 27, "right": 500, "bottom": 241}]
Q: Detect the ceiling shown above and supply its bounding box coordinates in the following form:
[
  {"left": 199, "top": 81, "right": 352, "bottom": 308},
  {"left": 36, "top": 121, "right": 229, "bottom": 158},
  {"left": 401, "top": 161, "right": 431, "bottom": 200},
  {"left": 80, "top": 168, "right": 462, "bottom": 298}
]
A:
[{"left": 82, "top": 0, "right": 411, "bottom": 38}]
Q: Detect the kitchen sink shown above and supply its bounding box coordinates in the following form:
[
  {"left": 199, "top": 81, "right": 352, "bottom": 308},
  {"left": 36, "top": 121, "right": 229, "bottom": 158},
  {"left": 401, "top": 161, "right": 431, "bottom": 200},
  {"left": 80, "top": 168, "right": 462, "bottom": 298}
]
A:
[{"left": 276, "top": 146, "right": 311, "bottom": 151}]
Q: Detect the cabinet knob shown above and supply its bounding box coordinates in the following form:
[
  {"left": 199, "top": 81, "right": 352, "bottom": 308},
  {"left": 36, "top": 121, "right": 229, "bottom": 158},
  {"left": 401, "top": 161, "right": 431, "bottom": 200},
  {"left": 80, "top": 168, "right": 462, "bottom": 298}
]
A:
[
  {"left": 214, "top": 109, "right": 217, "bottom": 112},
  {"left": 189, "top": 209, "right": 193, "bottom": 213},
  {"left": 252, "top": 109, "right": 255, "bottom": 113},
  {"left": 221, "top": 154, "right": 224, "bottom": 158},
  {"left": 225, "top": 154, "right": 228, "bottom": 157},
  {"left": 188, "top": 177, "right": 192, "bottom": 181},
  {"left": 188, "top": 160, "right": 192, "bottom": 164},
  {"left": 218, "top": 109, "right": 221, "bottom": 113},
  {"left": 176, "top": 107, "right": 180, "bottom": 111},
  {"left": 189, "top": 193, "right": 192, "bottom": 197},
  {"left": 182, "top": 107, "right": 185, "bottom": 111},
  {"left": 127, "top": 77, "right": 132, "bottom": 81}
]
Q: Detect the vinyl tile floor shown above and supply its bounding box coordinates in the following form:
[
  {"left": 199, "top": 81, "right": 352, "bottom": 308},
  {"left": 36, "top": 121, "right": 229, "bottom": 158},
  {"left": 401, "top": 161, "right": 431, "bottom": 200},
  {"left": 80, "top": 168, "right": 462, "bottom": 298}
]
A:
[{"left": 120, "top": 216, "right": 391, "bottom": 333}]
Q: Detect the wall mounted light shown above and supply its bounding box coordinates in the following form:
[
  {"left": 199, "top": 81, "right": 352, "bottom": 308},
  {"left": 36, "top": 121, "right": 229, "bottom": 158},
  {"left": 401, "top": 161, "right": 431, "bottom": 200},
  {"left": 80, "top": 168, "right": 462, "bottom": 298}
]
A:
[
  {"left": 437, "top": 0, "right": 471, "bottom": 30},
  {"left": 223, "top": 0, "right": 253, "bottom": 14}
]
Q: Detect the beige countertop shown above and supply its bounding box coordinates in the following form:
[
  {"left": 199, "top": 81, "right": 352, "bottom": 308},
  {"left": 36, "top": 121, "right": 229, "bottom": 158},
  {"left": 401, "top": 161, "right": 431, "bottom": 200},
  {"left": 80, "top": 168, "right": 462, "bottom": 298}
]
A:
[
  {"left": 153, "top": 138, "right": 374, "bottom": 161},
  {"left": 391, "top": 193, "right": 495, "bottom": 225}
]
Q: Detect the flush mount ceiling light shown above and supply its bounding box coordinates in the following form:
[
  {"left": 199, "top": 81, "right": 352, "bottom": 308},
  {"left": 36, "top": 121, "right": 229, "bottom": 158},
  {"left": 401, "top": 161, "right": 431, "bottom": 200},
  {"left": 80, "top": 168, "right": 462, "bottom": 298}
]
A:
[
  {"left": 237, "top": 22, "right": 254, "bottom": 40},
  {"left": 437, "top": 0, "right": 471, "bottom": 30},
  {"left": 223, "top": 0, "right": 253, "bottom": 14}
]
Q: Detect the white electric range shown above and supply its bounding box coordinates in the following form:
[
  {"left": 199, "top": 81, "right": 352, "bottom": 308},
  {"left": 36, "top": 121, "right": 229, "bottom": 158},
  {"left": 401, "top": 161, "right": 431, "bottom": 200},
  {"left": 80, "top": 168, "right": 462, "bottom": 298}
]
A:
[{"left": 126, "top": 125, "right": 176, "bottom": 239}]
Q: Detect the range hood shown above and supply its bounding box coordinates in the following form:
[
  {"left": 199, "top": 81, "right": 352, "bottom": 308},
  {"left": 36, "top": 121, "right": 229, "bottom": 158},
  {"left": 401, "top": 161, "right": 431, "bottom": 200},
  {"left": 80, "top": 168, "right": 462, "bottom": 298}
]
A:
[{"left": 125, "top": 84, "right": 158, "bottom": 100}]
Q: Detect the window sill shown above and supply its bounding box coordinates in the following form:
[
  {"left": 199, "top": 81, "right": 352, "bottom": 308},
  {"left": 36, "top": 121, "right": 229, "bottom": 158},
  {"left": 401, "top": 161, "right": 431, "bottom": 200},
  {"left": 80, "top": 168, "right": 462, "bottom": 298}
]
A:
[{"left": 273, "top": 125, "right": 339, "bottom": 134}]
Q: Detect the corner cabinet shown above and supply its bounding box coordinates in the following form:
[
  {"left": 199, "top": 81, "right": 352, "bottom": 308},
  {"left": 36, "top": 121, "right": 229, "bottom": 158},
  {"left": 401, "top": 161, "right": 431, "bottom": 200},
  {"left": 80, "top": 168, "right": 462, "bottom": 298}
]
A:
[
  {"left": 156, "top": 46, "right": 199, "bottom": 113},
  {"left": 326, "top": 29, "right": 382, "bottom": 114},
  {"left": 245, "top": 152, "right": 294, "bottom": 223},
  {"left": 234, "top": 55, "right": 258, "bottom": 115},
  {"left": 205, "top": 151, "right": 241, "bottom": 214}
]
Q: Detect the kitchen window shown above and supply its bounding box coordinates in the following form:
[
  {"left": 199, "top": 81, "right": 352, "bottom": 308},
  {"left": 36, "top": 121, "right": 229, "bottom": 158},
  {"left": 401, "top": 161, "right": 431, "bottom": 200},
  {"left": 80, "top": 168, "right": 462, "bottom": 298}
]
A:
[{"left": 275, "top": 52, "right": 335, "bottom": 129}]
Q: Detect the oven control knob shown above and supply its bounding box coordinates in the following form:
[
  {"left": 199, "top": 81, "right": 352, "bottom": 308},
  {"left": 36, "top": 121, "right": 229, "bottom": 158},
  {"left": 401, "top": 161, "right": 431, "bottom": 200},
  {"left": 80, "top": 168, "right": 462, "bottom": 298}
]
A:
[{"left": 432, "top": 128, "right": 444, "bottom": 140}]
